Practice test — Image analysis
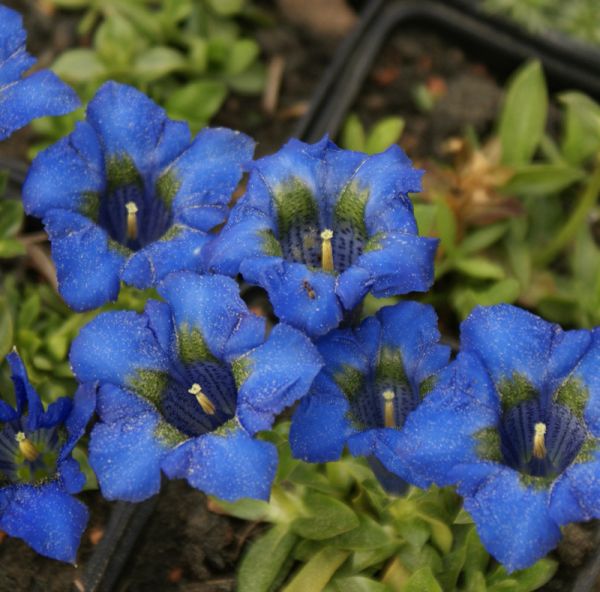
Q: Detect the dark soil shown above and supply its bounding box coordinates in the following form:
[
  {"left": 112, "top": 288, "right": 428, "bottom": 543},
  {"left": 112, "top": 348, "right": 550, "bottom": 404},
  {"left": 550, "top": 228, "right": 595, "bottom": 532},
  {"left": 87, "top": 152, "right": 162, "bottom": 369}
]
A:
[{"left": 1, "top": 2, "right": 599, "bottom": 592}]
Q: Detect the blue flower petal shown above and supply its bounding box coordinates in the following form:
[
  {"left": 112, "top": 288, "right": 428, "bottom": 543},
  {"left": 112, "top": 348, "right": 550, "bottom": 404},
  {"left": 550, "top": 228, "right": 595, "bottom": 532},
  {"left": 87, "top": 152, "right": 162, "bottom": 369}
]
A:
[
  {"left": 121, "top": 226, "right": 210, "bottom": 289},
  {"left": 290, "top": 378, "right": 352, "bottom": 462},
  {"left": 462, "top": 468, "right": 560, "bottom": 572},
  {"left": 170, "top": 128, "right": 255, "bottom": 231},
  {"left": 61, "top": 382, "right": 97, "bottom": 459},
  {"left": 0, "top": 70, "right": 80, "bottom": 141},
  {"left": 70, "top": 310, "right": 169, "bottom": 388},
  {"left": 375, "top": 302, "right": 451, "bottom": 387},
  {"left": 0, "top": 6, "right": 34, "bottom": 84},
  {"left": 242, "top": 259, "right": 343, "bottom": 337},
  {"left": 0, "top": 481, "right": 88, "bottom": 563},
  {"left": 38, "top": 396, "right": 72, "bottom": 430},
  {"left": 86, "top": 82, "right": 190, "bottom": 175},
  {"left": 549, "top": 451, "right": 600, "bottom": 525},
  {"left": 95, "top": 383, "right": 156, "bottom": 423},
  {"left": 43, "top": 209, "right": 125, "bottom": 310},
  {"left": 144, "top": 300, "right": 175, "bottom": 357},
  {"left": 89, "top": 411, "right": 167, "bottom": 502},
  {"left": 23, "top": 122, "right": 103, "bottom": 219},
  {"left": 460, "top": 305, "right": 558, "bottom": 392},
  {"left": 158, "top": 271, "right": 264, "bottom": 360},
  {"left": 161, "top": 423, "right": 278, "bottom": 502},
  {"left": 7, "top": 351, "right": 43, "bottom": 429},
  {"left": 203, "top": 211, "right": 274, "bottom": 276},
  {"left": 58, "top": 457, "right": 86, "bottom": 495},
  {"left": 235, "top": 323, "right": 323, "bottom": 434},
  {"left": 397, "top": 354, "right": 498, "bottom": 488},
  {"left": 339, "top": 233, "right": 438, "bottom": 306}
]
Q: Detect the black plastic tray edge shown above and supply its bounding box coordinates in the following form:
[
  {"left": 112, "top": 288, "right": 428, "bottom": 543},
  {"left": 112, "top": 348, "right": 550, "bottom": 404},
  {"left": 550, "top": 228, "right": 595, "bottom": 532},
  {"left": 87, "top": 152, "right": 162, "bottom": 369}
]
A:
[{"left": 295, "top": 0, "right": 600, "bottom": 143}]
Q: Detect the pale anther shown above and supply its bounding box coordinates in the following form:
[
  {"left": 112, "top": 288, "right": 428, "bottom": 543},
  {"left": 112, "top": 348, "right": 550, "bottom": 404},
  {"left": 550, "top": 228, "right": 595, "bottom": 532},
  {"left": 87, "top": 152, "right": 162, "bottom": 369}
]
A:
[
  {"left": 15, "top": 431, "right": 40, "bottom": 462},
  {"left": 125, "top": 201, "right": 139, "bottom": 240},
  {"left": 320, "top": 228, "right": 334, "bottom": 272},
  {"left": 383, "top": 389, "right": 396, "bottom": 429},
  {"left": 532, "top": 422, "right": 547, "bottom": 459},
  {"left": 188, "top": 383, "right": 216, "bottom": 415}
]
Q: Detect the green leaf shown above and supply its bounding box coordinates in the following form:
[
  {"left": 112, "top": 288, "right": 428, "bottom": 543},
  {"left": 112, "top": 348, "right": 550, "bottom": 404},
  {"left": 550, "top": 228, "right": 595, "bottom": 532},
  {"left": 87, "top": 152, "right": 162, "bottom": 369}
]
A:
[
  {"left": 52, "top": 49, "right": 107, "bottom": 84},
  {"left": 212, "top": 497, "right": 272, "bottom": 522},
  {"left": 226, "top": 39, "right": 260, "bottom": 75},
  {"left": 452, "top": 278, "right": 520, "bottom": 319},
  {"left": 333, "top": 576, "right": 390, "bottom": 592},
  {"left": 329, "top": 515, "right": 394, "bottom": 551},
  {"left": 459, "top": 223, "right": 508, "bottom": 254},
  {"left": 499, "top": 61, "right": 547, "bottom": 166},
  {"left": 133, "top": 47, "right": 186, "bottom": 82},
  {"left": 95, "top": 14, "right": 144, "bottom": 70},
  {"left": 0, "top": 200, "right": 24, "bottom": 238},
  {"left": 414, "top": 204, "right": 437, "bottom": 236},
  {"left": 206, "top": 0, "right": 245, "bottom": 16},
  {"left": 165, "top": 80, "right": 227, "bottom": 126},
  {"left": 416, "top": 503, "right": 453, "bottom": 554},
  {"left": 17, "top": 293, "right": 40, "bottom": 328},
  {"left": 463, "top": 526, "right": 489, "bottom": 582},
  {"left": 365, "top": 117, "right": 405, "bottom": 154},
  {"left": 226, "top": 62, "right": 266, "bottom": 95},
  {"left": 404, "top": 566, "right": 443, "bottom": 592},
  {"left": 342, "top": 114, "right": 366, "bottom": 152},
  {"left": 509, "top": 558, "right": 558, "bottom": 592},
  {"left": 559, "top": 91, "right": 600, "bottom": 165},
  {"left": 435, "top": 199, "right": 457, "bottom": 255},
  {"left": 453, "top": 258, "right": 505, "bottom": 280},
  {"left": 291, "top": 492, "right": 359, "bottom": 540},
  {"left": 283, "top": 547, "right": 350, "bottom": 592},
  {"left": 0, "top": 239, "right": 26, "bottom": 258},
  {"left": 238, "top": 524, "right": 297, "bottom": 592},
  {"left": 50, "top": 0, "right": 92, "bottom": 7},
  {"left": 503, "top": 164, "right": 584, "bottom": 196},
  {"left": 0, "top": 298, "right": 14, "bottom": 358}
]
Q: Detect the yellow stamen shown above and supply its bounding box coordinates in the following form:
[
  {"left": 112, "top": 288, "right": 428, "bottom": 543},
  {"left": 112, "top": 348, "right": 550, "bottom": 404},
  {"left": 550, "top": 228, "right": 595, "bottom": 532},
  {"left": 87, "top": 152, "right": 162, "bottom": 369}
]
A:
[
  {"left": 533, "top": 422, "right": 547, "bottom": 459},
  {"left": 188, "top": 383, "right": 215, "bottom": 415},
  {"left": 383, "top": 390, "right": 396, "bottom": 428},
  {"left": 15, "top": 432, "right": 39, "bottom": 462},
  {"left": 320, "top": 229, "right": 334, "bottom": 272},
  {"left": 125, "top": 201, "right": 139, "bottom": 240}
]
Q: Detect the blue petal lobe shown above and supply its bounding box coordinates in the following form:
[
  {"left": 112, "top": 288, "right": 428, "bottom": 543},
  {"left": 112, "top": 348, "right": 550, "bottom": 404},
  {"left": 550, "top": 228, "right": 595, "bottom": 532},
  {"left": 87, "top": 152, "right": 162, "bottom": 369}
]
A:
[
  {"left": 161, "top": 424, "right": 277, "bottom": 502},
  {"left": 89, "top": 411, "right": 167, "bottom": 502},
  {"left": 235, "top": 323, "right": 323, "bottom": 434},
  {"left": 0, "top": 481, "right": 88, "bottom": 563}
]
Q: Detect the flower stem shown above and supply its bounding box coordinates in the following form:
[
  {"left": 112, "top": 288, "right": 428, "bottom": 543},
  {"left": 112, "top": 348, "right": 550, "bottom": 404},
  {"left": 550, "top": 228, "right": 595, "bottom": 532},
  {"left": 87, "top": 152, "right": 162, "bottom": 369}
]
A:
[{"left": 535, "top": 154, "right": 600, "bottom": 266}]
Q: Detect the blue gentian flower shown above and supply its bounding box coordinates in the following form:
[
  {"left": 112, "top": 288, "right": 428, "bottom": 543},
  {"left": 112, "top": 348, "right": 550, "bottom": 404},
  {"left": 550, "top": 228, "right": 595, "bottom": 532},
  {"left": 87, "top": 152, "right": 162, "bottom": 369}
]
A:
[
  {"left": 0, "top": 351, "right": 95, "bottom": 562},
  {"left": 23, "top": 82, "right": 254, "bottom": 311},
  {"left": 396, "top": 304, "right": 600, "bottom": 571},
  {"left": 70, "top": 271, "right": 322, "bottom": 503},
  {"left": 0, "top": 4, "right": 79, "bottom": 141},
  {"left": 289, "top": 301, "right": 450, "bottom": 493},
  {"left": 204, "top": 137, "right": 438, "bottom": 338}
]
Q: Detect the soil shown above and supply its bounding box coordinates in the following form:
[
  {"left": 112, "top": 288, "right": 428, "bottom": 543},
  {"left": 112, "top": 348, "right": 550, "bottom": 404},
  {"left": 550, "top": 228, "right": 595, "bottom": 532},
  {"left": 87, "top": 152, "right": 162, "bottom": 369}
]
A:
[{"left": 1, "top": 2, "right": 599, "bottom": 591}]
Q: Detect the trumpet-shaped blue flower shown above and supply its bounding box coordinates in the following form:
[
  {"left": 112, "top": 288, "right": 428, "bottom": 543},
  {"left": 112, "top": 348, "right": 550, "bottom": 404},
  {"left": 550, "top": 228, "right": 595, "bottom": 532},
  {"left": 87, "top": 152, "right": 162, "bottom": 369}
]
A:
[
  {"left": 204, "top": 137, "right": 438, "bottom": 338},
  {"left": 0, "top": 4, "right": 79, "bottom": 141},
  {"left": 397, "top": 304, "right": 600, "bottom": 571},
  {"left": 23, "top": 82, "right": 254, "bottom": 311},
  {"left": 70, "top": 271, "right": 322, "bottom": 503},
  {"left": 0, "top": 352, "right": 95, "bottom": 562},
  {"left": 289, "top": 301, "right": 450, "bottom": 493}
]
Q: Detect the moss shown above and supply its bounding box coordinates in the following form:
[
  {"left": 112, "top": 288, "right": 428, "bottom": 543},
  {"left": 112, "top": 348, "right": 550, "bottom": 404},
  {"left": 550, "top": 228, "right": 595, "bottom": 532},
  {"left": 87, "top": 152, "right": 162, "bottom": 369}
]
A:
[
  {"left": 106, "top": 153, "right": 143, "bottom": 192},
  {"left": 334, "top": 181, "right": 369, "bottom": 237},
  {"left": 375, "top": 347, "right": 408, "bottom": 389},
  {"left": 497, "top": 372, "right": 538, "bottom": 413},
  {"left": 333, "top": 364, "right": 364, "bottom": 402},
  {"left": 177, "top": 323, "right": 217, "bottom": 365},
  {"left": 155, "top": 169, "right": 181, "bottom": 209},
  {"left": 554, "top": 377, "right": 589, "bottom": 421},
  {"left": 232, "top": 357, "right": 252, "bottom": 388},
  {"left": 273, "top": 179, "right": 319, "bottom": 239},
  {"left": 474, "top": 426, "right": 503, "bottom": 463},
  {"left": 259, "top": 229, "right": 283, "bottom": 257},
  {"left": 128, "top": 369, "right": 169, "bottom": 406}
]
